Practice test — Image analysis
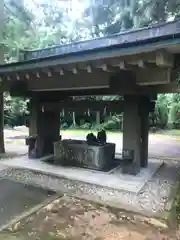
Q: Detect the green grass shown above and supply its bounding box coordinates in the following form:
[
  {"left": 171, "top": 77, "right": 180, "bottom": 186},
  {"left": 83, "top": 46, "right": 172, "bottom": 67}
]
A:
[
  {"left": 61, "top": 129, "right": 122, "bottom": 136},
  {"left": 155, "top": 129, "right": 180, "bottom": 136},
  {"left": 61, "top": 129, "right": 180, "bottom": 138},
  {"left": 5, "top": 128, "right": 180, "bottom": 141},
  {"left": 5, "top": 139, "right": 25, "bottom": 145}
]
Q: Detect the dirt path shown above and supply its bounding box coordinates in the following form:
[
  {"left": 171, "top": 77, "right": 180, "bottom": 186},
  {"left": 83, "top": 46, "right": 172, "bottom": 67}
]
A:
[{"left": 1, "top": 196, "right": 178, "bottom": 240}]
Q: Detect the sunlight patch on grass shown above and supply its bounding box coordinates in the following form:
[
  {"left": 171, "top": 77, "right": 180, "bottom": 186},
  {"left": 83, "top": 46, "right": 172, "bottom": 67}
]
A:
[
  {"left": 5, "top": 139, "right": 25, "bottom": 145},
  {"left": 152, "top": 130, "right": 180, "bottom": 141},
  {"left": 159, "top": 130, "right": 180, "bottom": 136},
  {"left": 61, "top": 129, "right": 122, "bottom": 136},
  {"left": 61, "top": 129, "right": 180, "bottom": 139}
]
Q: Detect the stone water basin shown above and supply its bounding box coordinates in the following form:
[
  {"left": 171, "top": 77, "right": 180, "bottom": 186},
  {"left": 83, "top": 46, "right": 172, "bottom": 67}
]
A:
[{"left": 54, "top": 139, "right": 116, "bottom": 171}]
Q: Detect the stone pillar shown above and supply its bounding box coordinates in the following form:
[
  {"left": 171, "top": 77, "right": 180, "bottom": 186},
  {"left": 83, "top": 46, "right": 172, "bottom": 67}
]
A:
[
  {"left": 122, "top": 95, "right": 150, "bottom": 174},
  {"left": 122, "top": 95, "right": 142, "bottom": 175},
  {"left": 140, "top": 96, "right": 150, "bottom": 168},
  {"left": 28, "top": 98, "right": 60, "bottom": 158},
  {"left": 29, "top": 98, "right": 39, "bottom": 137}
]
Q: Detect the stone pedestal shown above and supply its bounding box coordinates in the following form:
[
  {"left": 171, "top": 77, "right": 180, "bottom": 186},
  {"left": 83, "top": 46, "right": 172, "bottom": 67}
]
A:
[
  {"left": 122, "top": 95, "right": 149, "bottom": 175},
  {"left": 28, "top": 99, "right": 60, "bottom": 158}
]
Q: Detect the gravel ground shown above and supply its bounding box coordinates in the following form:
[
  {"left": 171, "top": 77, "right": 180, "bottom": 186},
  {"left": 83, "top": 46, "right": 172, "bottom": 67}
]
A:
[{"left": 0, "top": 160, "right": 179, "bottom": 217}]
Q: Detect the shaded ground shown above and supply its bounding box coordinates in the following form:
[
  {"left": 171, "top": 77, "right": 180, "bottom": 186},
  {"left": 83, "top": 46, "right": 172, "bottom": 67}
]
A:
[
  {"left": 0, "top": 196, "right": 179, "bottom": 240},
  {"left": 1, "top": 128, "right": 180, "bottom": 239},
  {"left": 0, "top": 159, "right": 178, "bottom": 217},
  {"left": 4, "top": 144, "right": 27, "bottom": 156},
  {"left": 0, "top": 179, "right": 54, "bottom": 228}
]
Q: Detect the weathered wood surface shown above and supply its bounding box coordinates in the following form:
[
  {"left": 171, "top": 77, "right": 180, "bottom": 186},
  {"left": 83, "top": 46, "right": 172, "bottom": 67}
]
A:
[{"left": 0, "top": 21, "right": 180, "bottom": 94}]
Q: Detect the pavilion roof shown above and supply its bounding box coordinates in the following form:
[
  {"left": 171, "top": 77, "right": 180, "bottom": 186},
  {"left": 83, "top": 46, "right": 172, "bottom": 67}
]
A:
[
  {"left": 19, "top": 19, "right": 180, "bottom": 62},
  {"left": 0, "top": 19, "right": 180, "bottom": 80}
]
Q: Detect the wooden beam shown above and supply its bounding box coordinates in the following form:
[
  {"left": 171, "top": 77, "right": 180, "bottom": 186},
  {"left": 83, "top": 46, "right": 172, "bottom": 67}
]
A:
[
  {"left": 72, "top": 67, "right": 78, "bottom": 74},
  {"left": 113, "top": 60, "right": 132, "bottom": 70},
  {"left": 52, "top": 66, "right": 65, "bottom": 75},
  {"left": 108, "top": 52, "right": 156, "bottom": 68},
  {"left": 59, "top": 68, "right": 64, "bottom": 75},
  {"left": 156, "top": 50, "right": 174, "bottom": 67},
  {"left": 77, "top": 64, "right": 93, "bottom": 73},
  {"left": 106, "top": 101, "right": 124, "bottom": 113},
  {"left": 27, "top": 70, "right": 113, "bottom": 91},
  {"left": 25, "top": 73, "right": 30, "bottom": 80},
  {"left": 36, "top": 72, "right": 40, "bottom": 78},
  {"left": 41, "top": 100, "right": 124, "bottom": 113},
  {"left": 136, "top": 67, "right": 171, "bottom": 85},
  {"left": 86, "top": 65, "right": 92, "bottom": 73},
  {"left": 137, "top": 60, "right": 146, "bottom": 68},
  {"left": 96, "top": 63, "right": 118, "bottom": 72},
  {"left": 111, "top": 60, "right": 150, "bottom": 70},
  {"left": 47, "top": 71, "right": 52, "bottom": 77},
  {"left": 15, "top": 74, "right": 20, "bottom": 80},
  {"left": 41, "top": 68, "right": 53, "bottom": 78}
]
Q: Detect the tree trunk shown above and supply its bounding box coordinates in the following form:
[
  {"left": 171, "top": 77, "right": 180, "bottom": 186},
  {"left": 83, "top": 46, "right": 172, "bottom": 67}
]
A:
[
  {"left": 0, "top": 93, "right": 5, "bottom": 153},
  {"left": 96, "top": 111, "right": 100, "bottom": 126},
  {"left": 72, "top": 112, "right": 76, "bottom": 127}
]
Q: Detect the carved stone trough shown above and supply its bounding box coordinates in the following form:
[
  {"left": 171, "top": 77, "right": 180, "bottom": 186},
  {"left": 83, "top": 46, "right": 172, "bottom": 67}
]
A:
[{"left": 53, "top": 139, "right": 116, "bottom": 171}]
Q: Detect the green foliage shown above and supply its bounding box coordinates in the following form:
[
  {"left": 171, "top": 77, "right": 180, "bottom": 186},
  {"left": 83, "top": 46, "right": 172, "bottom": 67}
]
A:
[
  {"left": 3, "top": 0, "right": 70, "bottom": 62},
  {"left": 2, "top": 0, "right": 180, "bottom": 131},
  {"left": 100, "top": 114, "right": 123, "bottom": 131},
  {"left": 169, "top": 102, "right": 180, "bottom": 129},
  {"left": 81, "top": 122, "right": 92, "bottom": 129},
  {"left": 154, "top": 95, "right": 169, "bottom": 129},
  {"left": 4, "top": 93, "right": 29, "bottom": 127},
  {"left": 155, "top": 103, "right": 168, "bottom": 129},
  {"left": 172, "top": 93, "right": 180, "bottom": 103},
  {"left": 73, "top": 0, "right": 180, "bottom": 39}
]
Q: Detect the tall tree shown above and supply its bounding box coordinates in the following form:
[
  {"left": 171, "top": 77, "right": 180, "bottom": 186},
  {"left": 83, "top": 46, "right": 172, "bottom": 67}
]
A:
[
  {"left": 0, "top": 0, "right": 34, "bottom": 153},
  {"left": 72, "top": 0, "right": 180, "bottom": 40},
  {"left": 2, "top": 0, "right": 180, "bottom": 134}
]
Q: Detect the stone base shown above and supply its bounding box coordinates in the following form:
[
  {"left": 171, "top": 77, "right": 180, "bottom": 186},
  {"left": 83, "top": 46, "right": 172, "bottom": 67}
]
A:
[
  {"left": 0, "top": 156, "right": 163, "bottom": 193},
  {"left": 122, "top": 162, "right": 141, "bottom": 175},
  {"left": 26, "top": 135, "right": 61, "bottom": 159}
]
